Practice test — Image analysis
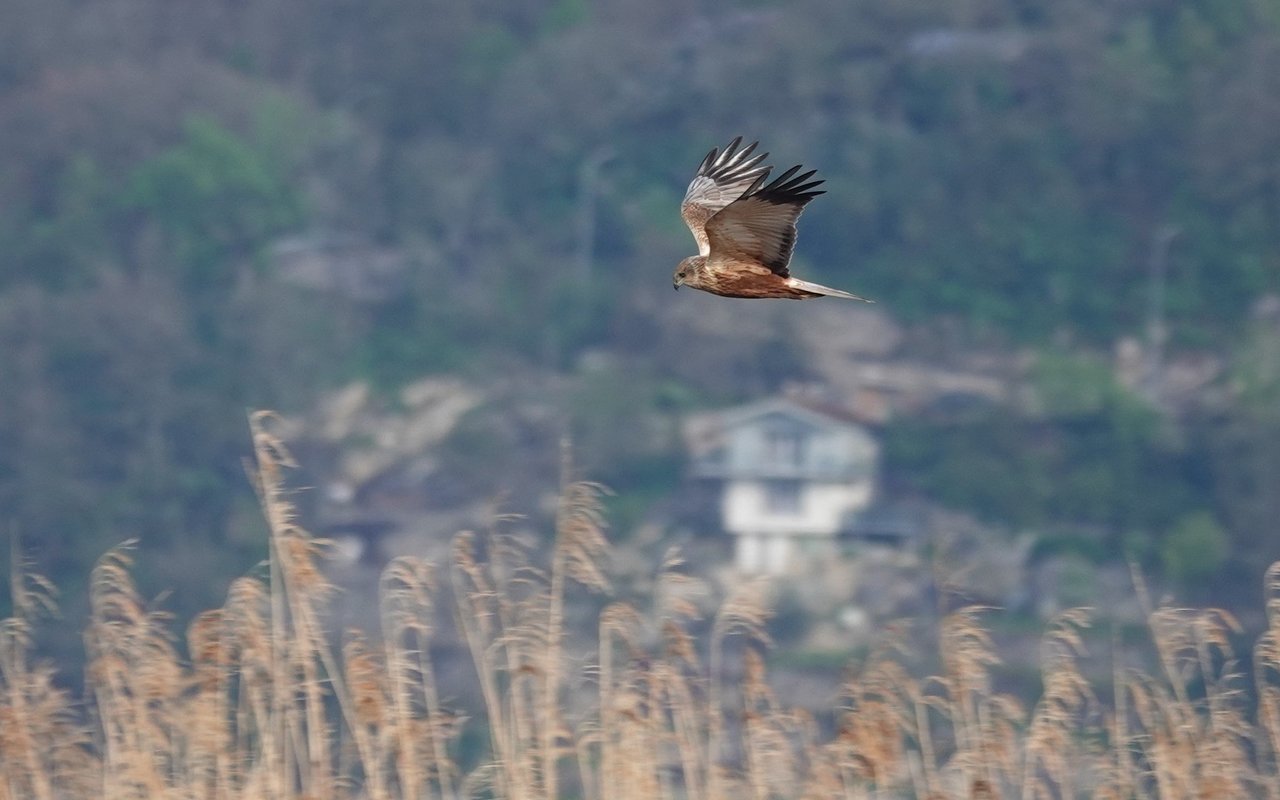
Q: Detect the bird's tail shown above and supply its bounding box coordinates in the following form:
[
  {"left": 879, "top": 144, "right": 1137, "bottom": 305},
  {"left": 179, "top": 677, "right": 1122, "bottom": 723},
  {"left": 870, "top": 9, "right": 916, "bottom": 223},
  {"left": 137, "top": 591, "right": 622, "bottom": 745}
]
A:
[{"left": 788, "top": 277, "right": 873, "bottom": 302}]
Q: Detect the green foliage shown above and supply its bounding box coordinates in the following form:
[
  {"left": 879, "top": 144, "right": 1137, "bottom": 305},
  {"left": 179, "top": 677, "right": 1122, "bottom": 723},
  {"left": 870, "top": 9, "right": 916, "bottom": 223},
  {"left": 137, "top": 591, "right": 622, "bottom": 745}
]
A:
[
  {"left": 1031, "top": 351, "right": 1130, "bottom": 418},
  {"left": 542, "top": 278, "right": 621, "bottom": 368},
  {"left": 885, "top": 409, "right": 1053, "bottom": 529},
  {"left": 1029, "top": 531, "right": 1111, "bottom": 566},
  {"left": 1204, "top": 317, "right": 1280, "bottom": 569},
  {"left": 0, "top": 153, "right": 114, "bottom": 290},
  {"left": 1160, "top": 511, "right": 1230, "bottom": 588},
  {"left": 1055, "top": 555, "right": 1101, "bottom": 609},
  {"left": 460, "top": 24, "right": 521, "bottom": 87},
  {"left": 355, "top": 293, "right": 471, "bottom": 389},
  {"left": 1231, "top": 315, "right": 1280, "bottom": 410},
  {"left": 541, "top": 0, "right": 588, "bottom": 34},
  {"left": 567, "top": 362, "right": 681, "bottom": 483},
  {"left": 123, "top": 115, "right": 304, "bottom": 291},
  {"left": 885, "top": 359, "right": 1198, "bottom": 543},
  {"left": 765, "top": 586, "right": 812, "bottom": 647},
  {"left": 4, "top": 0, "right": 1280, "bottom": 619}
]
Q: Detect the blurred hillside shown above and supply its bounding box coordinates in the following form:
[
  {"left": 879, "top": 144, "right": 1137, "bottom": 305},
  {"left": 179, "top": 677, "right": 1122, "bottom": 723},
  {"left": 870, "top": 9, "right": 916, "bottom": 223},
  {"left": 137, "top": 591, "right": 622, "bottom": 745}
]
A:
[{"left": 2, "top": 0, "right": 1280, "bottom": 629}]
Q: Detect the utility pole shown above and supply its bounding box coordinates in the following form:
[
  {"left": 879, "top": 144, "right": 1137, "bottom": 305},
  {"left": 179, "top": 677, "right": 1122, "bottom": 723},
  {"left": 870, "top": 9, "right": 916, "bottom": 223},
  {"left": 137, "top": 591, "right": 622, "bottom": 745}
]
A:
[
  {"left": 575, "top": 147, "right": 615, "bottom": 282},
  {"left": 1143, "top": 225, "right": 1179, "bottom": 405}
]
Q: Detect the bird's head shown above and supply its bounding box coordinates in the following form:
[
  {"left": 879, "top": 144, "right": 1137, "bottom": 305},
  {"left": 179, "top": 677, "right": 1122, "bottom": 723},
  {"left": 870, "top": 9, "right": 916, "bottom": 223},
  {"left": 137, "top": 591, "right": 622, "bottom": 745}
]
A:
[{"left": 673, "top": 256, "right": 702, "bottom": 290}]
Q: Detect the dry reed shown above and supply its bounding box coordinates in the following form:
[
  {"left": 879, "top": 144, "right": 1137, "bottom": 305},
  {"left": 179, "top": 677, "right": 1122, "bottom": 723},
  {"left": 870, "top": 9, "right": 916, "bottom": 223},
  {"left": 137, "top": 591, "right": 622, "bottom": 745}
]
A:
[{"left": 0, "top": 412, "right": 1277, "bottom": 799}]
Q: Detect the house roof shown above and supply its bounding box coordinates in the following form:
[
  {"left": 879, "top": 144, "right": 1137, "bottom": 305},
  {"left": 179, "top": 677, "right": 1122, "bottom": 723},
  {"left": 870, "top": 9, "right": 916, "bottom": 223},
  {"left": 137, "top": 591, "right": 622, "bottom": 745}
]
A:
[
  {"left": 683, "top": 396, "right": 878, "bottom": 481},
  {"left": 684, "top": 396, "right": 868, "bottom": 458}
]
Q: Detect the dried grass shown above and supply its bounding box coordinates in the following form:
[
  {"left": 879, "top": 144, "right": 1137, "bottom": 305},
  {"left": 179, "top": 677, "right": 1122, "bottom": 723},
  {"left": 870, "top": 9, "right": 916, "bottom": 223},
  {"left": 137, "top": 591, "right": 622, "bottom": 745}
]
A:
[{"left": 0, "top": 412, "right": 1277, "bottom": 799}]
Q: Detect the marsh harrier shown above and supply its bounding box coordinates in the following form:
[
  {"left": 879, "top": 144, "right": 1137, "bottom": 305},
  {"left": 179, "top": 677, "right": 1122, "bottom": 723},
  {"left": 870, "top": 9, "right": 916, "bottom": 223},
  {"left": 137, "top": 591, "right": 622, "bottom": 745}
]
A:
[{"left": 674, "top": 137, "right": 869, "bottom": 301}]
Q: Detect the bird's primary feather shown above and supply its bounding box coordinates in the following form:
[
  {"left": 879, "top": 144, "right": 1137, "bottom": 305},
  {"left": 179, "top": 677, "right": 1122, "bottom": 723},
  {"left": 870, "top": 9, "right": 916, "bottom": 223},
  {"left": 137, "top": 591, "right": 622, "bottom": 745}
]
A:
[
  {"left": 705, "top": 165, "right": 825, "bottom": 276},
  {"left": 681, "top": 136, "right": 771, "bottom": 256}
]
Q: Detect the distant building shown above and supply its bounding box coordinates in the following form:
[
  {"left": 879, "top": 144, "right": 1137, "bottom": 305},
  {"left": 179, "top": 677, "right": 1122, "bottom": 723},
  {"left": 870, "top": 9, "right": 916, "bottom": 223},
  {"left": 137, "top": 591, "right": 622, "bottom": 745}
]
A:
[{"left": 684, "top": 397, "right": 882, "bottom": 575}]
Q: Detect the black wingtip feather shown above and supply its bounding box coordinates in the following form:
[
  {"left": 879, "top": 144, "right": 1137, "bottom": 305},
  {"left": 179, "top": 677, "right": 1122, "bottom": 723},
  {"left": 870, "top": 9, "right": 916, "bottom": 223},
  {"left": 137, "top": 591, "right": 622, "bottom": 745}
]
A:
[
  {"left": 747, "top": 162, "right": 826, "bottom": 205},
  {"left": 771, "top": 165, "right": 802, "bottom": 184},
  {"left": 692, "top": 138, "right": 828, "bottom": 207},
  {"left": 698, "top": 147, "right": 718, "bottom": 174}
]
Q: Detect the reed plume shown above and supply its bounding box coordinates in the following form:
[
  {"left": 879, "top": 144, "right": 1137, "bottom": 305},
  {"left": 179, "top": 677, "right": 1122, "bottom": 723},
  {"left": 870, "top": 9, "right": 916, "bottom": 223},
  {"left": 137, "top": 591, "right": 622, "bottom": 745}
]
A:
[{"left": 6, "top": 413, "right": 1280, "bottom": 799}]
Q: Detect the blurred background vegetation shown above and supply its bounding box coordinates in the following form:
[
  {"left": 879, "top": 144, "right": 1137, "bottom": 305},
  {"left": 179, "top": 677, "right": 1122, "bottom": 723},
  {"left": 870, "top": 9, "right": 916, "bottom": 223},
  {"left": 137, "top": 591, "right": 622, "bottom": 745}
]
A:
[{"left": 2, "top": 0, "right": 1279, "bottom": 626}]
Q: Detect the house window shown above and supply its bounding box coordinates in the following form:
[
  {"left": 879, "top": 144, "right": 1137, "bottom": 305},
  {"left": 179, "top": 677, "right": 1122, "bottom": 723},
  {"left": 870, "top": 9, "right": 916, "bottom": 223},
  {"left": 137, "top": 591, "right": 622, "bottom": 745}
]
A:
[
  {"left": 763, "top": 480, "right": 802, "bottom": 514},
  {"left": 765, "top": 428, "right": 807, "bottom": 467}
]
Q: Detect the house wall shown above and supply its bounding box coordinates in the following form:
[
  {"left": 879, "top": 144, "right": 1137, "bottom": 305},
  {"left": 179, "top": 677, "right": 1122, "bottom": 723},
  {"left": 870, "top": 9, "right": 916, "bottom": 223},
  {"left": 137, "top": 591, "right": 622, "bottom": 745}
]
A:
[
  {"left": 690, "top": 401, "right": 883, "bottom": 575},
  {"left": 736, "top": 533, "right": 792, "bottom": 574},
  {"left": 735, "top": 531, "right": 841, "bottom": 574},
  {"left": 722, "top": 478, "right": 873, "bottom": 536}
]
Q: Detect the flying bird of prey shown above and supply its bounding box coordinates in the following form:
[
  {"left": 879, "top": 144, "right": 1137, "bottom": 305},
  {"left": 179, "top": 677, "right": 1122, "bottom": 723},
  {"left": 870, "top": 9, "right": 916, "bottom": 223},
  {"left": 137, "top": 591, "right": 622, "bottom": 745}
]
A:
[{"left": 673, "top": 137, "right": 870, "bottom": 301}]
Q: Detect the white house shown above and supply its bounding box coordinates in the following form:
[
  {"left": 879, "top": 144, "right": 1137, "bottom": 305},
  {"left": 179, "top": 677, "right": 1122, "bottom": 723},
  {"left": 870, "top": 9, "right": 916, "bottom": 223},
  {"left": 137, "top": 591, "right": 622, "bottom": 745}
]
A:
[{"left": 684, "top": 397, "right": 880, "bottom": 575}]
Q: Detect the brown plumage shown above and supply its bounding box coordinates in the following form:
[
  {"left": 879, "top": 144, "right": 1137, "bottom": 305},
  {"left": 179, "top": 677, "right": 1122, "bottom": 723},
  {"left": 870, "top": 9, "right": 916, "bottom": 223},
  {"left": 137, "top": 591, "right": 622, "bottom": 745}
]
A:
[{"left": 674, "top": 136, "right": 870, "bottom": 301}]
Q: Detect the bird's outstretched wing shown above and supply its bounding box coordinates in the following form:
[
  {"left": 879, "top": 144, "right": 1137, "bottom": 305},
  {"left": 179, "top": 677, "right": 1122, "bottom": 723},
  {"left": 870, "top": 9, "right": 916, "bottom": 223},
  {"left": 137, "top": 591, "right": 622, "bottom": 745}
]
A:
[
  {"left": 704, "top": 164, "right": 825, "bottom": 276},
  {"left": 681, "top": 136, "right": 771, "bottom": 256}
]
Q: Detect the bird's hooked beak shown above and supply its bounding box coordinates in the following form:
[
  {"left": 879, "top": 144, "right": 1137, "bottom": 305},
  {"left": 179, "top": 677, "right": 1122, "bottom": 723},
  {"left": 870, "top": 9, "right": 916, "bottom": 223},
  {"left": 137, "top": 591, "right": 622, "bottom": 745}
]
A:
[{"left": 673, "top": 275, "right": 683, "bottom": 291}]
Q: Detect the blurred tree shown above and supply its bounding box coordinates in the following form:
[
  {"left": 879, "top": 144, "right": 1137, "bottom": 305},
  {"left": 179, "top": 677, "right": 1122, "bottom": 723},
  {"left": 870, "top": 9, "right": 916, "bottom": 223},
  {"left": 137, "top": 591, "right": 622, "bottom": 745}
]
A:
[
  {"left": 123, "top": 115, "right": 303, "bottom": 294},
  {"left": 3, "top": 0, "right": 1280, "bottom": 623},
  {"left": 1207, "top": 309, "right": 1280, "bottom": 571},
  {"left": 887, "top": 347, "right": 1196, "bottom": 543},
  {"left": 1160, "top": 511, "right": 1230, "bottom": 590}
]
